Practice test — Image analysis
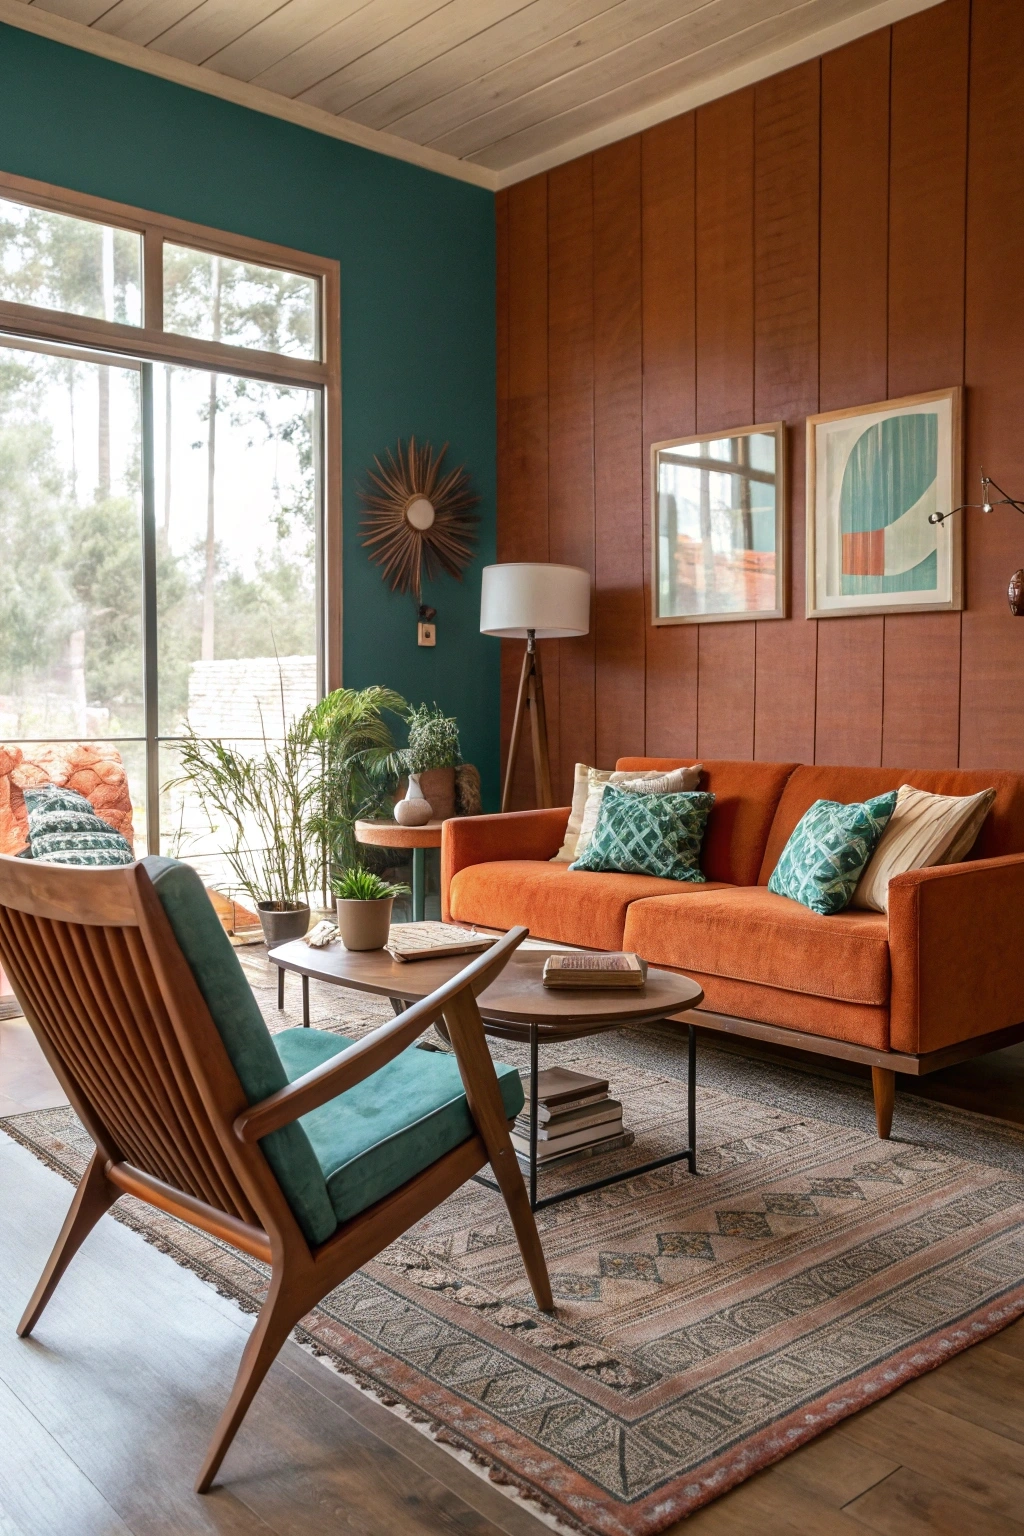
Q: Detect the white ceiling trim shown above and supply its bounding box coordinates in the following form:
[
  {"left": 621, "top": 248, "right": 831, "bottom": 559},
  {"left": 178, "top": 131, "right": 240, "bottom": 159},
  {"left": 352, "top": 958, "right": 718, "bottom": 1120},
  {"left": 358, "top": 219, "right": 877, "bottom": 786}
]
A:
[
  {"left": 0, "top": 0, "right": 944, "bottom": 194},
  {"left": 490, "top": 0, "right": 943, "bottom": 186},
  {"left": 0, "top": 0, "right": 500, "bottom": 191}
]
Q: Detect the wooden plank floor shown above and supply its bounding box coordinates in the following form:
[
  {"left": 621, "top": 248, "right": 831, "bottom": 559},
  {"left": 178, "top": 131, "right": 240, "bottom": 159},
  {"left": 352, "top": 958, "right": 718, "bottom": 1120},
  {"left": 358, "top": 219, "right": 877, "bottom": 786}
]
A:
[{"left": 3, "top": 1014, "right": 1024, "bottom": 1535}]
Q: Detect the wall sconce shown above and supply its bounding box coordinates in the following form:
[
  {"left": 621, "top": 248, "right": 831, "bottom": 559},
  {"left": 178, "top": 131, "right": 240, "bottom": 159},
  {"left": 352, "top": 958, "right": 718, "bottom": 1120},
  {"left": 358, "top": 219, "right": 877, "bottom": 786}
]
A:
[{"left": 929, "top": 471, "right": 1024, "bottom": 615}]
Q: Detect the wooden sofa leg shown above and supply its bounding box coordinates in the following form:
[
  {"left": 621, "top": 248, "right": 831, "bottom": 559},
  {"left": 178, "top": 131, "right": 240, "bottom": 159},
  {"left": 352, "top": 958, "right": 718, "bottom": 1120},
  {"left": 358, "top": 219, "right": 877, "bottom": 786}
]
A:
[{"left": 871, "top": 1067, "right": 895, "bottom": 1139}]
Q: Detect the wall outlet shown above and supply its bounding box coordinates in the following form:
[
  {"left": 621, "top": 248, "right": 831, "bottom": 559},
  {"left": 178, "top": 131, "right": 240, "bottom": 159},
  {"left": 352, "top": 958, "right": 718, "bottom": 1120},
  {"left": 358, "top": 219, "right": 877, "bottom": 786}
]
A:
[{"left": 417, "top": 621, "right": 436, "bottom": 647}]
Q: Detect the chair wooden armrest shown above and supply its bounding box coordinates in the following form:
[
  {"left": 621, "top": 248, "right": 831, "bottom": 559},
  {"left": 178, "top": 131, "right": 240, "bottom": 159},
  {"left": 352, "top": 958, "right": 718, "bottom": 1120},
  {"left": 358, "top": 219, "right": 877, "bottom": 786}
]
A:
[{"left": 234, "top": 925, "right": 529, "bottom": 1143}]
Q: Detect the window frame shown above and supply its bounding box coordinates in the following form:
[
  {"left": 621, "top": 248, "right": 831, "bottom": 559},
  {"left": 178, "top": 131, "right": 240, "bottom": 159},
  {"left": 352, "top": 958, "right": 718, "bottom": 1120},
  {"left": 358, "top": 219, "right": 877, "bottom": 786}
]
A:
[{"left": 0, "top": 167, "right": 342, "bottom": 691}]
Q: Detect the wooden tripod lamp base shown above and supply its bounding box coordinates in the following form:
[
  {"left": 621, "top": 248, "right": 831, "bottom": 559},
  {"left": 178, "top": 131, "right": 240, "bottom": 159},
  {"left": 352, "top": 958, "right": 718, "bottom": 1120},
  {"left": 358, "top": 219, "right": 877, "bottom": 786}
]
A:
[
  {"left": 479, "top": 562, "right": 591, "bottom": 813},
  {"left": 502, "top": 630, "right": 552, "bottom": 812}
]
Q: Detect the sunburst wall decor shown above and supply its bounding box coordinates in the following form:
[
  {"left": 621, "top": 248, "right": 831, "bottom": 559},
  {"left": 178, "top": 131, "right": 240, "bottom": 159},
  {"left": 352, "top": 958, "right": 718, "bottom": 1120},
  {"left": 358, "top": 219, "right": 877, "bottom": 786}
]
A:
[{"left": 359, "top": 437, "right": 479, "bottom": 600}]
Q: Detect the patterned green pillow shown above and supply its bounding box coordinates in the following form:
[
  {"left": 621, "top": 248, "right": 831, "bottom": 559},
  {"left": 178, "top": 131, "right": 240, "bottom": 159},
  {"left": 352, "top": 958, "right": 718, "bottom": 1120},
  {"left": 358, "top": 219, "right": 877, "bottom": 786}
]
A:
[
  {"left": 767, "top": 792, "right": 898, "bottom": 915},
  {"left": 569, "top": 784, "right": 715, "bottom": 882},
  {"left": 23, "top": 785, "right": 134, "bottom": 867}
]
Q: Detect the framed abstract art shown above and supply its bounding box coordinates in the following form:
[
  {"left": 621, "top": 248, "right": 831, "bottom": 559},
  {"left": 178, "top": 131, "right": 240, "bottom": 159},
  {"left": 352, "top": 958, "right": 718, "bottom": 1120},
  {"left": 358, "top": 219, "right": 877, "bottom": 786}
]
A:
[
  {"left": 805, "top": 387, "right": 963, "bottom": 618},
  {"left": 651, "top": 422, "right": 786, "bottom": 624}
]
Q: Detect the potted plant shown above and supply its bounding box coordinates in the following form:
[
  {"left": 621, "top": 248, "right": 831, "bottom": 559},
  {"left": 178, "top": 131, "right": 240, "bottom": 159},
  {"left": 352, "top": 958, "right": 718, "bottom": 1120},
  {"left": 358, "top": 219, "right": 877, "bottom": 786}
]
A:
[
  {"left": 385, "top": 703, "right": 462, "bottom": 822},
  {"left": 332, "top": 867, "right": 410, "bottom": 951},
  {"left": 295, "top": 685, "right": 408, "bottom": 910},
  {"left": 172, "top": 723, "right": 315, "bottom": 947}
]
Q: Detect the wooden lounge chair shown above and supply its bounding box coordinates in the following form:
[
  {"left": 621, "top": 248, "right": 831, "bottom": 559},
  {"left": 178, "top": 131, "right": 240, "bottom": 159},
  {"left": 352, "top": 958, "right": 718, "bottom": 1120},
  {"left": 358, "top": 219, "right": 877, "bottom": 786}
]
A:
[{"left": 0, "top": 852, "right": 552, "bottom": 1492}]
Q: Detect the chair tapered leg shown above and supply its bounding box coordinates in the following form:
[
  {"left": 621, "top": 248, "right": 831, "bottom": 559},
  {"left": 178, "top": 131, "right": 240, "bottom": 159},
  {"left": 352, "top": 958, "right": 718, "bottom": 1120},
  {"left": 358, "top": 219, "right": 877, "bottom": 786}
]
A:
[
  {"left": 195, "top": 1268, "right": 303, "bottom": 1494},
  {"left": 442, "top": 990, "right": 554, "bottom": 1314},
  {"left": 18, "top": 1148, "right": 119, "bottom": 1339},
  {"left": 488, "top": 1143, "right": 554, "bottom": 1314}
]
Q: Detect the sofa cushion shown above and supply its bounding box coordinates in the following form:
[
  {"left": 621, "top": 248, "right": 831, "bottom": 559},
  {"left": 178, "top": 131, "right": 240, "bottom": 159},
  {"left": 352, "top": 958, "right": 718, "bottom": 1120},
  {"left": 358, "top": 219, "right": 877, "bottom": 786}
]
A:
[
  {"left": 616, "top": 758, "right": 797, "bottom": 885},
  {"left": 759, "top": 764, "right": 1024, "bottom": 883},
  {"left": 666, "top": 971, "right": 890, "bottom": 1051},
  {"left": 623, "top": 886, "right": 891, "bottom": 1007},
  {"left": 448, "top": 859, "right": 730, "bottom": 951},
  {"left": 767, "top": 791, "right": 897, "bottom": 915},
  {"left": 143, "top": 856, "right": 338, "bottom": 1248},
  {"left": 571, "top": 785, "right": 715, "bottom": 882},
  {"left": 23, "top": 784, "right": 135, "bottom": 867},
  {"left": 274, "top": 1027, "right": 524, "bottom": 1225}
]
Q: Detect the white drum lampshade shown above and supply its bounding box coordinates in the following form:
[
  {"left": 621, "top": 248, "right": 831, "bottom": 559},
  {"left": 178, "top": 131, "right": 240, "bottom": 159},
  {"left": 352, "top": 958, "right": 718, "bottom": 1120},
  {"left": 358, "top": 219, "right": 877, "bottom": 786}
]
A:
[
  {"left": 479, "top": 562, "right": 590, "bottom": 639},
  {"left": 481, "top": 563, "right": 590, "bottom": 812}
]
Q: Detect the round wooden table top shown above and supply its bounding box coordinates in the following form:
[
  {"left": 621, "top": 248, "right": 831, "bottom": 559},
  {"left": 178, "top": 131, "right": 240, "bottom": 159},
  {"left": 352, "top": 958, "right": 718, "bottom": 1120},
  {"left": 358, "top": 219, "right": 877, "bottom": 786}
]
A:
[
  {"left": 269, "top": 938, "right": 703, "bottom": 1042},
  {"left": 354, "top": 818, "right": 444, "bottom": 849}
]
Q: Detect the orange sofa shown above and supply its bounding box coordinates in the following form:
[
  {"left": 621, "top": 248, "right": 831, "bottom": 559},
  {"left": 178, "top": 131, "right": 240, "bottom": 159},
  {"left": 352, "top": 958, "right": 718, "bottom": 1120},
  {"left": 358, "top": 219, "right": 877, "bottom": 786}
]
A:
[{"left": 441, "top": 758, "right": 1024, "bottom": 1137}]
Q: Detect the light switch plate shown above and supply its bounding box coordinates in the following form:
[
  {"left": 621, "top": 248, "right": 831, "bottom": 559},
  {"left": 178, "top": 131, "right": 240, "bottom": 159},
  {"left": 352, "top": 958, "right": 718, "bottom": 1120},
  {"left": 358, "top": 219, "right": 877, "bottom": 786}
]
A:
[{"left": 417, "top": 621, "right": 436, "bottom": 647}]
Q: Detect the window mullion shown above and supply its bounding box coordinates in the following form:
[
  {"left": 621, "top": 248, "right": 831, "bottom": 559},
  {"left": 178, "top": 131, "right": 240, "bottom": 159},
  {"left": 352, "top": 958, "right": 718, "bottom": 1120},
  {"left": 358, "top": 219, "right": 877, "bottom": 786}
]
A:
[
  {"left": 140, "top": 362, "right": 161, "bottom": 857},
  {"left": 143, "top": 228, "right": 164, "bottom": 332}
]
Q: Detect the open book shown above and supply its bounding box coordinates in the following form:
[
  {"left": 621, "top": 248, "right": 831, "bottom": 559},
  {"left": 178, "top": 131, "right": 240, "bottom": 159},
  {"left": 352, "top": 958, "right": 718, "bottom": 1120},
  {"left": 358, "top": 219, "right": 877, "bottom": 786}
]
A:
[{"left": 385, "top": 922, "right": 496, "bottom": 963}]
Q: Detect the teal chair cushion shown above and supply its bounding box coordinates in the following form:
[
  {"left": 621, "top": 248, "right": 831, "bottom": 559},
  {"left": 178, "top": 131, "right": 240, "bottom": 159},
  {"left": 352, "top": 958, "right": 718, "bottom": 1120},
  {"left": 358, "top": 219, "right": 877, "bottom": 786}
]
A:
[
  {"left": 274, "top": 1027, "right": 525, "bottom": 1225},
  {"left": 142, "top": 858, "right": 338, "bottom": 1247}
]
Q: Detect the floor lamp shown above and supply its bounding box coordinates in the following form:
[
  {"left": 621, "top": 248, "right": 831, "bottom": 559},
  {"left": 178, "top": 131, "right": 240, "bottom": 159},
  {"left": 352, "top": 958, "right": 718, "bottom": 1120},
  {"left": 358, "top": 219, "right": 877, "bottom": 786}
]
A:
[{"left": 480, "top": 563, "right": 591, "bottom": 812}]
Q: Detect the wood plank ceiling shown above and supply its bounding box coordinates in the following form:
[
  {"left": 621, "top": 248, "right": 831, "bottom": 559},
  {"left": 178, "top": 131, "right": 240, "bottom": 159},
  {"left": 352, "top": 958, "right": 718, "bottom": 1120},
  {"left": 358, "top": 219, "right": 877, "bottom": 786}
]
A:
[{"left": 13, "top": 0, "right": 941, "bottom": 185}]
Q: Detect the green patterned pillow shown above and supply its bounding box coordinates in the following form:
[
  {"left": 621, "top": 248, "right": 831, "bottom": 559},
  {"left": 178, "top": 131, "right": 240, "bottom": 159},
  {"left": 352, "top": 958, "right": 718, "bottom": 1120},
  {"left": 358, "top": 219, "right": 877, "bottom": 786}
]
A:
[
  {"left": 23, "top": 785, "right": 134, "bottom": 867},
  {"left": 569, "top": 784, "right": 715, "bottom": 882},
  {"left": 767, "top": 792, "right": 898, "bottom": 915}
]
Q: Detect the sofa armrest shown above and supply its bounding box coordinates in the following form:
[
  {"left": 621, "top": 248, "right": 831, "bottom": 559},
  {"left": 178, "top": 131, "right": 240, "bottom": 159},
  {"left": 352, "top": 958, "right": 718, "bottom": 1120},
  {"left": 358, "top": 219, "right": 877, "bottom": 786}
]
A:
[
  {"left": 441, "top": 808, "right": 570, "bottom": 922},
  {"left": 888, "top": 853, "right": 1024, "bottom": 1054}
]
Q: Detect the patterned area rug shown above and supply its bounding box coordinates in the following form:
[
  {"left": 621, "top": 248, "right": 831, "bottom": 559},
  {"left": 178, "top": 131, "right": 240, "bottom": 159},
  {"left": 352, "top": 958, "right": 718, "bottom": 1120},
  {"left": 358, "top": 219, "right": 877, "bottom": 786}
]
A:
[{"left": 5, "top": 952, "right": 1024, "bottom": 1535}]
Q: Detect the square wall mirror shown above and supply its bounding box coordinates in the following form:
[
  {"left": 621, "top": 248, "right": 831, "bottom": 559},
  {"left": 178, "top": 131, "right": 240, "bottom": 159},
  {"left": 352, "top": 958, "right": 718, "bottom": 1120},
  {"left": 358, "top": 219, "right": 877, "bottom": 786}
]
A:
[{"left": 652, "top": 422, "right": 787, "bottom": 624}]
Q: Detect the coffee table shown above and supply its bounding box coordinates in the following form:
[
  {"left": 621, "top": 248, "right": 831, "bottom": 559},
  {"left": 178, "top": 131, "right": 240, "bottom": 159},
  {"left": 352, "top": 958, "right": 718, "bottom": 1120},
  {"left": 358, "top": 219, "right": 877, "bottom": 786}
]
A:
[{"left": 268, "top": 938, "right": 703, "bottom": 1211}]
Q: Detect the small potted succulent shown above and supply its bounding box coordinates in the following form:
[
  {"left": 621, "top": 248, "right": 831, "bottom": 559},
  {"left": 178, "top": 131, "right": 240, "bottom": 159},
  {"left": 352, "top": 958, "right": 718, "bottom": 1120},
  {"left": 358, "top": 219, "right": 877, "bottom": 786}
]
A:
[{"left": 332, "top": 867, "right": 410, "bottom": 951}]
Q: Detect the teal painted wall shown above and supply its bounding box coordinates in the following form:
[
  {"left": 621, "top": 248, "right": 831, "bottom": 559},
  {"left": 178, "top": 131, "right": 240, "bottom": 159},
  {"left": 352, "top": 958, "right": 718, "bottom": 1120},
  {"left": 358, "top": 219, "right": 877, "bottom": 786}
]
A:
[{"left": 0, "top": 24, "right": 498, "bottom": 802}]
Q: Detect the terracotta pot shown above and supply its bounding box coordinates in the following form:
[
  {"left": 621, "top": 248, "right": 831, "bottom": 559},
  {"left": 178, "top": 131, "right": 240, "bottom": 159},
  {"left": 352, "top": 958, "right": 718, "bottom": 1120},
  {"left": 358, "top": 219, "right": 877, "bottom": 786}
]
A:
[
  {"left": 256, "top": 901, "right": 310, "bottom": 947},
  {"left": 414, "top": 766, "right": 456, "bottom": 822},
  {"left": 336, "top": 896, "right": 394, "bottom": 951}
]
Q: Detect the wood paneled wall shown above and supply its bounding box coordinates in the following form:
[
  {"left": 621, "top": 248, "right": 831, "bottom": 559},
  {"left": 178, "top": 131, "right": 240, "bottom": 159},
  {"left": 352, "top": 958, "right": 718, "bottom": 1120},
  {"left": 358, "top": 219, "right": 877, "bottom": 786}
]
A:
[{"left": 496, "top": 0, "right": 1024, "bottom": 809}]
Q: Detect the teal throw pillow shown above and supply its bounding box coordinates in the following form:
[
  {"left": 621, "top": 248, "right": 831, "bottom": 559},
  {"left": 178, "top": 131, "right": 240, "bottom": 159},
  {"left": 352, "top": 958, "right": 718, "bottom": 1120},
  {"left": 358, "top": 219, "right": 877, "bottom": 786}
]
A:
[
  {"left": 767, "top": 792, "right": 899, "bottom": 915},
  {"left": 570, "top": 783, "right": 715, "bottom": 882},
  {"left": 22, "top": 784, "right": 134, "bottom": 867}
]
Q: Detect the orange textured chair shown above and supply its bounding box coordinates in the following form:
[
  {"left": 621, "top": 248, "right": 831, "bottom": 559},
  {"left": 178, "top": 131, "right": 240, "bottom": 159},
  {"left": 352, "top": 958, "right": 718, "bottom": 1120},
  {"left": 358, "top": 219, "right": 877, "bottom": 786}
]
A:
[
  {"left": 0, "top": 742, "right": 135, "bottom": 855},
  {"left": 441, "top": 758, "right": 1024, "bottom": 1138}
]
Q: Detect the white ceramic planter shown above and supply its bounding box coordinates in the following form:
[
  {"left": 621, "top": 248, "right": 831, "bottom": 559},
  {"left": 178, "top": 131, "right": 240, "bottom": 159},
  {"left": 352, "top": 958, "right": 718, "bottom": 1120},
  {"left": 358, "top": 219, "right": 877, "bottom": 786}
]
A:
[{"left": 335, "top": 895, "right": 394, "bottom": 951}]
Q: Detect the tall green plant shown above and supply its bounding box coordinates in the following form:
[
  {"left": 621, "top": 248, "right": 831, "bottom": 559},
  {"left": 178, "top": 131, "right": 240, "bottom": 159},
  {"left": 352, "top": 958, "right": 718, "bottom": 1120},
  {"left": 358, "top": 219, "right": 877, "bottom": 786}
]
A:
[
  {"left": 295, "top": 686, "right": 408, "bottom": 904},
  {"left": 172, "top": 724, "right": 313, "bottom": 907}
]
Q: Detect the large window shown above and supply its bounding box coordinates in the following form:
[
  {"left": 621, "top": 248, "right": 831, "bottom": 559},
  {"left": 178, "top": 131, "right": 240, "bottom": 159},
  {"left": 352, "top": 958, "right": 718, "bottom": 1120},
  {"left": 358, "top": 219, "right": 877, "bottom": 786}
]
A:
[{"left": 0, "top": 172, "right": 340, "bottom": 872}]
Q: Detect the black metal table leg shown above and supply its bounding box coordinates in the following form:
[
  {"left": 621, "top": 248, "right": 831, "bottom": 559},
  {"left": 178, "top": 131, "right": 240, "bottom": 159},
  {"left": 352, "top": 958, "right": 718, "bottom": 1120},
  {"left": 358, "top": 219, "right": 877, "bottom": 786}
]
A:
[
  {"left": 302, "top": 974, "right": 309, "bottom": 1028},
  {"left": 687, "top": 1022, "right": 697, "bottom": 1174},
  {"left": 277, "top": 966, "right": 284, "bottom": 1011},
  {"left": 528, "top": 1023, "right": 539, "bottom": 1211},
  {"left": 474, "top": 1016, "right": 698, "bottom": 1211}
]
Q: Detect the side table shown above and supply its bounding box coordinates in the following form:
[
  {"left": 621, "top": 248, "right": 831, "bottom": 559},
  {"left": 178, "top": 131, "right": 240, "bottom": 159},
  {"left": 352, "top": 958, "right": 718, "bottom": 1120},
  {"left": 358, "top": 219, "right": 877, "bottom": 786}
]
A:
[{"left": 354, "top": 818, "right": 443, "bottom": 922}]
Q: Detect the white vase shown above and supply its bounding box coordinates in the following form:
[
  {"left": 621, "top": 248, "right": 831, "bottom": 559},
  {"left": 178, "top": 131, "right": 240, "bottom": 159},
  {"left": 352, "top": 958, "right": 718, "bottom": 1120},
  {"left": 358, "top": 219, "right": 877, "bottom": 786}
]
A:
[{"left": 394, "top": 771, "right": 432, "bottom": 827}]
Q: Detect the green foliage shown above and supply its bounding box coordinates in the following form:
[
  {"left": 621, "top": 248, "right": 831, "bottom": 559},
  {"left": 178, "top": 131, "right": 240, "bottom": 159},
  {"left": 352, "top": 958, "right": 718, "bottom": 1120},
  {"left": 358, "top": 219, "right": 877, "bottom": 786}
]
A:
[
  {"left": 296, "top": 686, "right": 409, "bottom": 902},
  {"left": 171, "top": 722, "right": 314, "bottom": 907},
  {"left": 171, "top": 684, "right": 410, "bottom": 908},
  {"left": 331, "top": 867, "right": 409, "bottom": 902},
  {"left": 386, "top": 703, "right": 462, "bottom": 775},
  {"left": 0, "top": 359, "right": 72, "bottom": 694}
]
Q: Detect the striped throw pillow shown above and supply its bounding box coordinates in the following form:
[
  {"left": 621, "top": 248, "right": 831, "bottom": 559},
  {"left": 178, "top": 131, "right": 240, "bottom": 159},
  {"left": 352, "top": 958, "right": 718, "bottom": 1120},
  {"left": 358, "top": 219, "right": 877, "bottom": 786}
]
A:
[{"left": 852, "top": 784, "right": 996, "bottom": 912}]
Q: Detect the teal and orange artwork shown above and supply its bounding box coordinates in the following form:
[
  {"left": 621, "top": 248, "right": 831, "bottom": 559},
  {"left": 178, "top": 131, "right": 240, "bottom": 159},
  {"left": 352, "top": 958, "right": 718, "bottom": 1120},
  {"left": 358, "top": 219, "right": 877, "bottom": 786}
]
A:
[{"left": 838, "top": 413, "right": 939, "bottom": 594}]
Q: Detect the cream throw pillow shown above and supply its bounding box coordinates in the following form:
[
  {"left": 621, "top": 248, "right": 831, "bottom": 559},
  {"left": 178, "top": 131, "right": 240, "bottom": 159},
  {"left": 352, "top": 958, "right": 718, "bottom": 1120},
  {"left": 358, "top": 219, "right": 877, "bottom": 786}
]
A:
[
  {"left": 851, "top": 783, "right": 996, "bottom": 912},
  {"left": 550, "top": 763, "right": 703, "bottom": 863}
]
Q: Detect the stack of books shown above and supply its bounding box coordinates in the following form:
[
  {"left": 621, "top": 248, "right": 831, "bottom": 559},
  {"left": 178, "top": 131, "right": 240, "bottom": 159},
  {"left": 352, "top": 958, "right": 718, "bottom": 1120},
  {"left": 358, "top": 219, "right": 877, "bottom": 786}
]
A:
[
  {"left": 541, "top": 952, "right": 647, "bottom": 989},
  {"left": 511, "top": 1067, "right": 633, "bottom": 1166}
]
